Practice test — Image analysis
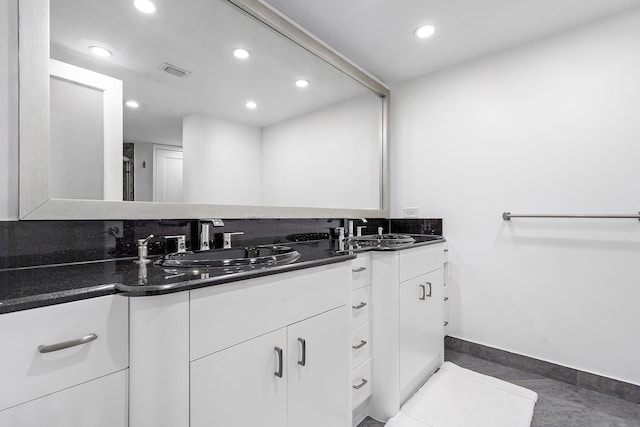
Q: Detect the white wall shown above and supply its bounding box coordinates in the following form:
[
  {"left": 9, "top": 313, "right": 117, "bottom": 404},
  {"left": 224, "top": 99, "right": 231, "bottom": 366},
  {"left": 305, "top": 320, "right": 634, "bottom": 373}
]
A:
[
  {"left": 0, "top": 0, "right": 18, "bottom": 220},
  {"left": 392, "top": 9, "right": 640, "bottom": 385},
  {"left": 261, "top": 95, "right": 381, "bottom": 209},
  {"left": 182, "top": 114, "right": 262, "bottom": 206}
]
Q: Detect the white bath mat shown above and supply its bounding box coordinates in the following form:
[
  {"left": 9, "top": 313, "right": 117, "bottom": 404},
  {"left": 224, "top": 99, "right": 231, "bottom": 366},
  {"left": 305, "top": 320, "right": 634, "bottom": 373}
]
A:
[{"left": 385, "top": 362, "right": 538, "bottom": 427}]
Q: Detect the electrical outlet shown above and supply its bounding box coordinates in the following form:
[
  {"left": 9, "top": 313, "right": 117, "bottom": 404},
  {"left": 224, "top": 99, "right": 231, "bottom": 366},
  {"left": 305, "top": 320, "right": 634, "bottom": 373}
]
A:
[{"left": 403, "top": 207, "right": 419, "bottom": 218}]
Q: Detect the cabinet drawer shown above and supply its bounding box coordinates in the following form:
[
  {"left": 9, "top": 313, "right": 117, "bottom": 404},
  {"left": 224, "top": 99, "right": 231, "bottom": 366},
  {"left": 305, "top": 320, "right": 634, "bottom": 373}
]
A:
[
  {"left": 351, "top": 253, "right": 371, "bottom": 290},
  {"left": 0, "top": 295, "right": 129, "bottom": 411},
  {"left": 0, "top": 369, "right": 128, "bottom": 427},
  {"left": 190, "top": 263, "right": 349, "bottom": 360},
  {"left": 351, "top": 359, "right": 373, "bottom": 409},
  {"left": 351, "top": 322, "right": 372, "bottom": 369},
  {"left": 398, "top": 243, "right": 443, "bottom": 283},
  {"left": 351, "top": 286, "right": 371, "bottom": 330}
]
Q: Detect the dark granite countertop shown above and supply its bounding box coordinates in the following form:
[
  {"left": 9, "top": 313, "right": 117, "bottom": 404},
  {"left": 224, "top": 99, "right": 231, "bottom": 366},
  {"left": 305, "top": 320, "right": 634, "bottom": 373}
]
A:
[{"left": 0, "top": 236, "right": 445, "bottom": 314}]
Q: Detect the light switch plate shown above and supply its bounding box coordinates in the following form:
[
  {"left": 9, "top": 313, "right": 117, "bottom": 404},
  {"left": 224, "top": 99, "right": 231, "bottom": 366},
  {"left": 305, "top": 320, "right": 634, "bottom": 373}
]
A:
[{"left": 403, "top": 207, "right": 419, "bottom": 218}]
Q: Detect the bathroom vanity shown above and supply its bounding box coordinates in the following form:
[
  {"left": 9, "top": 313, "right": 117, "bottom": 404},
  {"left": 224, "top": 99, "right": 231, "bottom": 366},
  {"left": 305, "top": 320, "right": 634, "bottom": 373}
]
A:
[{"left": 0, "top": 236, "right": 445, "bottom": 426}]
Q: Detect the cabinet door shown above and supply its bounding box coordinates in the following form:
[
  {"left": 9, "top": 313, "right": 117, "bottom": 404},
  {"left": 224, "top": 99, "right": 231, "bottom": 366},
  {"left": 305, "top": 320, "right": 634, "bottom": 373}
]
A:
[
  {"left": 0, "top": 369, "right": 128, "bottom": 427},
  {"left": 399, "top": 269, "right": 444, "bottom": 401},
  {"left": 190, "top": 328, "right": 287, "bottom": 427},
  {"left": 287, "top": 306, "right": 347, "bottom": 427}
]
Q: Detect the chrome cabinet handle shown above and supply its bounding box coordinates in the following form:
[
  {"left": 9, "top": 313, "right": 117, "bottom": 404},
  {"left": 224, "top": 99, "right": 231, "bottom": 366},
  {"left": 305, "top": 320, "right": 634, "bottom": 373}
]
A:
[
  {"left": 274, "top": 346, "right": 283, "bottom": 378},
  {"left": 298, "top": 338, "right": 306, "bottom": 366},
  {"left": 444, "top": 297, "right": 449, "bottom": 301},
  {"left": 352, "top": 340, "right": 367, "bottom": 350},
  {"left": 352, "top": 378, "right": 369, "bottom": 390},
  {"left": 38, "top": 333, "right": 98, "bottom": 354},
  {"left": 352, "top": 302, "right": 367, "bottom": 310},
  {"left": 419, "top": 282, "right": 433, "bottom": 300},
  {"left": 444, "top": 321, "right": 449, "bottom": 327},
  {"left": 352, "top": 267, "right": 367, "bottom": 273}
]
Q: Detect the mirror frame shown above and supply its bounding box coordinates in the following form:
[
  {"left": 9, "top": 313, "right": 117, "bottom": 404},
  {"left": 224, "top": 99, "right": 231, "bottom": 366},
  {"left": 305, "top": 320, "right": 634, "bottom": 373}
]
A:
[{"left": 18, "top": 0, "right": 390, "bottom": 220}]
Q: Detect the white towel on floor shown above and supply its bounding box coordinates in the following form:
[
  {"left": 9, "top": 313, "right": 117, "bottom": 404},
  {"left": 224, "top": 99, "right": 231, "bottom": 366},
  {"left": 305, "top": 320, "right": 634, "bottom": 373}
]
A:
[
  {"left": 386, "top": 362, "right": 538, "bottom": 427},
  {"left": 385, "top": 412, "right": 435, "bottom": 427}
]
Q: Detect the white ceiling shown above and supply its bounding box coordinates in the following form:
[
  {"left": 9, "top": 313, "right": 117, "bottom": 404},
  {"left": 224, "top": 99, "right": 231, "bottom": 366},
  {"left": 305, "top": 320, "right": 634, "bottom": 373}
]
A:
[
  {"left": 50, "top": 0, "right": 373, "bottom": 145},
  {"left": 263, "top": 0, "right": 640, "bottom": 84},
  {"left": 50, "top": 0, "right": 640, "bottom": 146}
]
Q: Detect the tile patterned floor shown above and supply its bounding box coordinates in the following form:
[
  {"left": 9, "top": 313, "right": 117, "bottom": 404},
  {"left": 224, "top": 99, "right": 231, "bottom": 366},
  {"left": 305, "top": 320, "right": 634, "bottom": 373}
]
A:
[{"left": 358, "top": 350, "right": 640, "bottom": 427}]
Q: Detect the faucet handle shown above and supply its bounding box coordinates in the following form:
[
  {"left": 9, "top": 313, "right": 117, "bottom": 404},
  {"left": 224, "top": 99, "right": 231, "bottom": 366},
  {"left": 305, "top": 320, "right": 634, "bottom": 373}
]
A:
[
  {"left": 222, "top": 232, "right": 244, "bottom": 249},
  {"left": 202, "top": 219, "right": 225, "bottom": 227},
  {"left": 137, "top": 234, "right": 154, "bottom": 246}
]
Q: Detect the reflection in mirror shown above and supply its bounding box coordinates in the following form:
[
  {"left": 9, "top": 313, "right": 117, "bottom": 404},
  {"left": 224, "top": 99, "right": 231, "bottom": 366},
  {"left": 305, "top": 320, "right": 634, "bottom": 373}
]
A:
[{"left": 49, "top": 0, "right": 383, "bottom": 210}]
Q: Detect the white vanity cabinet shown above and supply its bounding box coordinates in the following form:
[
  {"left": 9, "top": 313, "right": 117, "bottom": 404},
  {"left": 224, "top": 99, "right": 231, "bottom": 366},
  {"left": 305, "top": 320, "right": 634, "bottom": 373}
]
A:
[
  {"left": 398, "top": 268, "right": 443, "bottom": 399},
  {"left": 0, "top": 295, "right": 129, "bottom": 426},
  {"left": 189, "top": 263, "right": 351, "bottom": 427},
  {"left": 350, "top": 253, "right": 374, "bottom": 426},
  {"left": 370, "top": 243, "right": 445, "bottom": 421},
  {"left": 191, "top": 306, "right": 346, "bottom": 427}
]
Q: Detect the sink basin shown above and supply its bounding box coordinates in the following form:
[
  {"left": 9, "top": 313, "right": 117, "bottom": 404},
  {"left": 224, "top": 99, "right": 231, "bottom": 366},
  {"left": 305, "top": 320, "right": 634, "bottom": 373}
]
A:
[
  {"left": 346, "top": 234, "right": 416, "bottom": 247},
  {"left": 156, "top": 245, "right": 301, "bottom": 271}
]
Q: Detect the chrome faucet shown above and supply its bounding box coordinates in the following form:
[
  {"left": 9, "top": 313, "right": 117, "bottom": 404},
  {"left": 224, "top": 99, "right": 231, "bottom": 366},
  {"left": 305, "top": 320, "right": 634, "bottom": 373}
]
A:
[
  {"left": 222, "top": 232, "right": 244, "bottom": 249},
  {"left": 347, "top": 218, "right": 368, "bottom": 237},
  {"left": 134, "top": 234, "right": 154, "bottom": 264},
  {"left": 199, "top": 219, "right": 225, "bottom": 251}
]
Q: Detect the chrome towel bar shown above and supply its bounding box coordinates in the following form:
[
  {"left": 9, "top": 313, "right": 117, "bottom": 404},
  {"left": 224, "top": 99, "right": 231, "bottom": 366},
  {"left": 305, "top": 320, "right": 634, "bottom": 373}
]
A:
[{"left": 503, "top": 212, "right": 640, "bottom": 221}]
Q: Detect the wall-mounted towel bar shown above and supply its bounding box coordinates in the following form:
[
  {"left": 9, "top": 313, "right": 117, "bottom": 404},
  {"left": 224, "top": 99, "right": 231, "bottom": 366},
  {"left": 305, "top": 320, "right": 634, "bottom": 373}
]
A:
[{"left": 502, "top": 212, "right": 640, "bottom": 221}]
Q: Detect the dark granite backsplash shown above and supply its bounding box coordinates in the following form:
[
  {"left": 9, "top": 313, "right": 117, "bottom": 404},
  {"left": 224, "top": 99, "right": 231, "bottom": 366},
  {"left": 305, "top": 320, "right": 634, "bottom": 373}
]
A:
[
  {"left": 390, "top": 218, "right": 443, "bottom": 235},
  {"left": 0, "top": 217, "right": 443, "bottom": 270}
]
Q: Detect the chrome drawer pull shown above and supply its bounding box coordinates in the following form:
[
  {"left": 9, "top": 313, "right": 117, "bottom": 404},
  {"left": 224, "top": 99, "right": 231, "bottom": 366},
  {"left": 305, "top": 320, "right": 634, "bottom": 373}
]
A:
[
  {"left": 419, "top": 282, "right": 433, "bottom": 300},
  {"left": 352, "top": 267, "right": 367, "bottom": 273},
  {"left": 274, "top": 346, "right": 283, "bottom": 378},
  {"left": 352, "top": 378, "right": 369, "bottom": 390},
  {"left": 352, "top": 340, "right": 368, "bottom": 350},
  {"left": 352, "top": 302, "right": 367, "bottom": 310},
  {"left": 298, "top": 338, "right": 306, "bottom": 366},
  {"left": 38, "top": 333, "right": 98, "bottom": 354}
]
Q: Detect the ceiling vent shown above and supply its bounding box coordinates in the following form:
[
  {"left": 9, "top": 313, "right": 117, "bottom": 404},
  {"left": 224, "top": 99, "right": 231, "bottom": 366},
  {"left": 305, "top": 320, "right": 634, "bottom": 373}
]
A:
[{"left": 158, "top": 62, "right": 191, "bottom": 78}]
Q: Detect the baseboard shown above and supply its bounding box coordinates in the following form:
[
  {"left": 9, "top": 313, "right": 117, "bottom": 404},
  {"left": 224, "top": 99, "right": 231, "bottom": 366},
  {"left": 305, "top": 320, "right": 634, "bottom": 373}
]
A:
[{"left": 445, "top": 336, "right": 640, "bottom": 404}]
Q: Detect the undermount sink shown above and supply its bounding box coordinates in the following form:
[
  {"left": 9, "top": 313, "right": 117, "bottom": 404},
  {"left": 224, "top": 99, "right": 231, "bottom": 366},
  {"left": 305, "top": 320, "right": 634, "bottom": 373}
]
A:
[
  {"left": 156, "top": 245, "right": 301, "bottom": 271},
  {"left": 346, "top": 233, "right": 416, "bottom": 247}
]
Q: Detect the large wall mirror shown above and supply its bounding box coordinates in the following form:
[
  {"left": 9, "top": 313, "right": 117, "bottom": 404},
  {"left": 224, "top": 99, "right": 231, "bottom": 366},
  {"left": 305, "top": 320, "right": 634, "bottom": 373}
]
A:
[{"left": 19, "top": 0, "right": 389, "bottom": 219}]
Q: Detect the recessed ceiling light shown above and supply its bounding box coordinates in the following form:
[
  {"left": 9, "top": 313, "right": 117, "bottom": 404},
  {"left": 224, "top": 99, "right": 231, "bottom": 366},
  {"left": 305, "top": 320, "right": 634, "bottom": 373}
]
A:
[
  {"left": 125, "top": 100, "right": 140, "bottom": 109},
  {"left": 89, "top": 46, "right": 112, "bottom": 57},
  {"left": 233, "top": 48, "right": 250, "bottom": 59},
  {"left": 414, "top": 24, "right": 436, "bottom": 39},
  {"left": 245, "top": 100, "right": 257, "bottom": 109},
  {"left": 295, "top": 79, "right": 309, "bottom": 88},
  {"left": 134, "top": 0, "right": 156, "bottom": 14}
]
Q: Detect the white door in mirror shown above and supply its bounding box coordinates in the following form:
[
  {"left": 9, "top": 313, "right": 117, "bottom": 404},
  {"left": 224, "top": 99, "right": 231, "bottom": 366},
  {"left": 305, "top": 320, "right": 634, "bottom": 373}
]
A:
[{"left": 154, "top": 145, "right": 183, "bottom": 202}]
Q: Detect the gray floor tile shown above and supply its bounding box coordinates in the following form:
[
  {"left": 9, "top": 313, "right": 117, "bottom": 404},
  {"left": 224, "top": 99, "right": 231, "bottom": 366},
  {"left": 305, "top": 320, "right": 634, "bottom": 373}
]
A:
[{"left": 358, "top": 351, "right": 640, "bottom": 427}]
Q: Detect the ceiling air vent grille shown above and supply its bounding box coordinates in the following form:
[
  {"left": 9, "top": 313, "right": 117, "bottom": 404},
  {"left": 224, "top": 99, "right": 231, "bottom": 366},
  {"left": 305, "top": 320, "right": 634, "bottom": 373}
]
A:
[{"left": 158, "top": 62, "right": 191, "bottom": 78}]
